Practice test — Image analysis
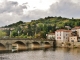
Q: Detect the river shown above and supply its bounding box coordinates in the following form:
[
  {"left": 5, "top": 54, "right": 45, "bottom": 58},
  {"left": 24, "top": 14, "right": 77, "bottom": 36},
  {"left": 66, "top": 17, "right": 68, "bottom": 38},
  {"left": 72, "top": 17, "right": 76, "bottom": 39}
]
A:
[{"left": 0, "top": 48, "right": 80, "bottom": 60}]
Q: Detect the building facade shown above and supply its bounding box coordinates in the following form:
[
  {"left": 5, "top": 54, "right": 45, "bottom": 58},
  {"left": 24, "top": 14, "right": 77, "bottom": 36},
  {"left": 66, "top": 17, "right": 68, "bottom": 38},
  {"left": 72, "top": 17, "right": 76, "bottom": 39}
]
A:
[
  {"left": 46, "top": 33, "right": 55, "bottom": 40},
  {"left": 55, "top": 29, "right": 71, "bottom": 42},
  {"left": 69, "top": 36, "right": 77, "bottom": 42}
]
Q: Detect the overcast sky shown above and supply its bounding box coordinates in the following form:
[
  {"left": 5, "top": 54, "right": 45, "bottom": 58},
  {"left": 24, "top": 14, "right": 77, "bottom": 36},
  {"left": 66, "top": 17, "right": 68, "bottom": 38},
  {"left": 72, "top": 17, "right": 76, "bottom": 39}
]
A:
[{"left": 0, "top": 0, "right": 80, "bottom": 27}]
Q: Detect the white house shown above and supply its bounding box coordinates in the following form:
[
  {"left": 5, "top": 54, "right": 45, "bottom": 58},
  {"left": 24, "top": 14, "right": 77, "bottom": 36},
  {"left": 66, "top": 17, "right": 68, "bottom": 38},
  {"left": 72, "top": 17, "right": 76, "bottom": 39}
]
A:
[
  {"left": 46, "top": 33, "right": 55, "bottom": 40},
  {"left": 65, "top": 26, "right": 71, "bottom": 30},
  {"left": 55, "top": 29, "right": 71, "bottom": 42}
]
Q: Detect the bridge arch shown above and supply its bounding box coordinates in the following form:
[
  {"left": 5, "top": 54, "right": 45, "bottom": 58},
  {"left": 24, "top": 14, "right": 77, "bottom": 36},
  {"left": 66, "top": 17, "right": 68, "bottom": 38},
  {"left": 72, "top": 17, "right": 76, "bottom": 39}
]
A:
[
  {"left": 44, "top": 42, "right": 50, "bottom": 44},
  {"left": 13, "top": 41, "right": 26, "bottom": 45},
  {"left": 0, "top": 43, "right": 6, "bottom": 51},
  {"left": 32, "top": 42, "right": 40, "bottom": 45},
  {"left": 43, "top": 42, "right": 51, "bottom": 48},
  {"left": 31, "top": 41, "right": 40, "bottom": 49},
  {"left": 12, "top": 41, "right": 27, "bottom": 51}
]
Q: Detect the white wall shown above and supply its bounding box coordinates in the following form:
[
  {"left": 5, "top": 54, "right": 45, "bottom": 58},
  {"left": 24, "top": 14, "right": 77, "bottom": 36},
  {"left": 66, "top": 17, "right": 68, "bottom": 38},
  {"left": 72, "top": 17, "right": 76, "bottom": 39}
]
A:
[
  {"left": 55, "top": 31, "right": 71, "bottom": 42},
  {"left": 47, "top": 34, "right": 55, "bottom": 39}
]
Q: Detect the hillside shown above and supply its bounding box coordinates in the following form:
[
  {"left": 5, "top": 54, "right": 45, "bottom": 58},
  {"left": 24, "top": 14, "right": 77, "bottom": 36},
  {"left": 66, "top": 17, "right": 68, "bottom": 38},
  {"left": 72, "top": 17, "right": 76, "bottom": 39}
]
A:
[
  {"left": 31, "top": 16, "right": 80, "bottom": 28},
  {"left": 4, "top": 21, "right": 24, "bottom": 28},
  {"left": 3, "top": 16, "right": 80, "bottom": 38}
]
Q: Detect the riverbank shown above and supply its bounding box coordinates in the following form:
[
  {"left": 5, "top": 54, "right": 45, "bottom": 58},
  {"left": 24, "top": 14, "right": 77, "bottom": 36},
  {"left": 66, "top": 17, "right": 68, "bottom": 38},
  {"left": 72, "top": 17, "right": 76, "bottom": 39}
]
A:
[{"left": 56, "top": 40, "right": 80, "bottom": 48}]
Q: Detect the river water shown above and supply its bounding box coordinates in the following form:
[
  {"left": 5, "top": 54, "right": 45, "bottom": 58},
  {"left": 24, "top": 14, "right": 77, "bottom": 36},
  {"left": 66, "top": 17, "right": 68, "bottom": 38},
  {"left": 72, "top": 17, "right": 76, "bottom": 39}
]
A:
[{"left": 0, "top": 48, "right": 80, "bottom": 60}]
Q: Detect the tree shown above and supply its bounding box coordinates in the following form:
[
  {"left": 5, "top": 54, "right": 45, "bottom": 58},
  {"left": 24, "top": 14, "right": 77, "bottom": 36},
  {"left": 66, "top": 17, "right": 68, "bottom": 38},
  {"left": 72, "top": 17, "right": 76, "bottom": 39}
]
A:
[
  {"left": 39, "top": 31, "right": 46, "bottom": 38},
  {"left": 27, "top": 24, "right": 32, "bottom": 36},
  {"left": 0, "top": 30, "right": 6, "bottom": 38},
  {"left": 11, "top": 30, "right": 18, "bottom": 37}
]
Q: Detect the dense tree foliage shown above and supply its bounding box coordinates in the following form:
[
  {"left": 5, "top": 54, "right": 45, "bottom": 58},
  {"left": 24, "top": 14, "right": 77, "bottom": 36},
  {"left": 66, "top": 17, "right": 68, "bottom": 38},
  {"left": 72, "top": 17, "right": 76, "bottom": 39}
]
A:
[{"left": 4, "top": 21, "right": 24, "bottom": 28}]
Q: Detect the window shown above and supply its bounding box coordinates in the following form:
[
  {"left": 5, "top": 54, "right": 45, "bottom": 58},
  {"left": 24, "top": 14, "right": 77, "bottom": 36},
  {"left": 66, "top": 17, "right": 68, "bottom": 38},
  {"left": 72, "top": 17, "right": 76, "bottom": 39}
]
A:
[
  {"left": 57, "top": 37, "right": 61, "bottom": 39},
  {"left": 60, "top": 37, "right": 61, "bottom": 39},
  {"left": 64, "top": 36, "right": 65, "bottom": 38},
  {"left": 71, "top": 40, "right": 74, "bottom": 42},
  {"left": 60, "top": 32, "right": 61, "bottom": 36},
  {"left": 78, "top": 39, "right": 80, "bottom": 42}
]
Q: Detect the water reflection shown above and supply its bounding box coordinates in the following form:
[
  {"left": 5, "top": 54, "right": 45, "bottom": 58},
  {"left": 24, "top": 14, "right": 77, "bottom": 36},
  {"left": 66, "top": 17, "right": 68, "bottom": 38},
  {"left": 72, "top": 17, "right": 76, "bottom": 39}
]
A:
[
  {"left": 63, "top": 48, "right": 80, "bottom": 54},
  {"left": 0, "top": 48, "right": 80, "bottom": 60}
]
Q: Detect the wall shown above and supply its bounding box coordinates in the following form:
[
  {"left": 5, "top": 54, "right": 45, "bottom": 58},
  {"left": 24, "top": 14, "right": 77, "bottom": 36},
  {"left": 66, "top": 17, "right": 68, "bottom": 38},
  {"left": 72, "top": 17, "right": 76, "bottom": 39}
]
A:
[{"left": 69, "top": 36, "right": 77, "bottom": 42}]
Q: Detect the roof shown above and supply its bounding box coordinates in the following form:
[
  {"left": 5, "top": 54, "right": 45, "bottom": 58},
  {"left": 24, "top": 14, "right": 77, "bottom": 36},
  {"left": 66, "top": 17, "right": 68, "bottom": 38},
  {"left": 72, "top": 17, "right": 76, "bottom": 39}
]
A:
[
  {"left": 55, "top": 29, "right": 71, "bottom": 32},
  {"left": 74, "top": 26, "right": 80, "bottom": 29},
  {"left": 71, "top": 28, "right": 76, "bottom": 30}
]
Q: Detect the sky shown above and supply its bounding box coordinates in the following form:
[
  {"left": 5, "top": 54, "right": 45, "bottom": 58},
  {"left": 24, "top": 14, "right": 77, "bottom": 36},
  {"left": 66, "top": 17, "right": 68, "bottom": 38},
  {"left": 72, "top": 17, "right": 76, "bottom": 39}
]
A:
[{"left": 0, "top": 0, "right": 80, "bottom": 27}]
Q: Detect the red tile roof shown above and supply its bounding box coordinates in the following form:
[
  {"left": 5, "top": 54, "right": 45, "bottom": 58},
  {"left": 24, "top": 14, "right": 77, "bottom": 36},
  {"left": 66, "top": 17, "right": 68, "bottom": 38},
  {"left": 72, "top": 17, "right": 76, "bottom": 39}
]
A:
[
  {"left": 55, "top": 29, "right": 71, "bottom": 32},
  {"left": 74, "top": 26, "right": 80, "bottom": 29}
]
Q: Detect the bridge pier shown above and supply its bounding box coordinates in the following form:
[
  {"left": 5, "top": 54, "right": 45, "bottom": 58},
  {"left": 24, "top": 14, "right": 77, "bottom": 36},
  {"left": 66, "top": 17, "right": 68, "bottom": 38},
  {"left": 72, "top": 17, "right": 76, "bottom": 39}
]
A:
[{"left": 5, "top": 43, "right": 12, "bottom": 51}]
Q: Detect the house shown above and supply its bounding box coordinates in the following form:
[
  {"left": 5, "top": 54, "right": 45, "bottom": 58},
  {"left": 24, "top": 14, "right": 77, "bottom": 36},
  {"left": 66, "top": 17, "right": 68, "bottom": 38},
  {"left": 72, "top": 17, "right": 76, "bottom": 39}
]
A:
[
  {"left": 71, "top": 26, "right": 80, "bottom": 37},
  {"left": 69, "top": 36, "right": 77, "bottom": 42},
  {"left": 55, "top": 29, "right": 71, "bottom": 42},
  {"left": 0, "top": 27, "right": 14, "bottom": 30},
  {"left": 0, "top": 27, "right": 9, "bottom": 30},
  {"left": 65, "top": 26, "right": 71, "bottom": 30},
  {"left": 46, "top": 33, "right": 55, "bottom": 40}
]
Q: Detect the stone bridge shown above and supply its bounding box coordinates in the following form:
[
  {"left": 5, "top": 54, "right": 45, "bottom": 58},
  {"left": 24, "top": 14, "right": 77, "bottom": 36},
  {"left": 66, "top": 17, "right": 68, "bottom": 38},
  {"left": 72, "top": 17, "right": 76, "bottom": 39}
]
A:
[{"left": 0, "top": 39, "right": 56, "bottom": 51}]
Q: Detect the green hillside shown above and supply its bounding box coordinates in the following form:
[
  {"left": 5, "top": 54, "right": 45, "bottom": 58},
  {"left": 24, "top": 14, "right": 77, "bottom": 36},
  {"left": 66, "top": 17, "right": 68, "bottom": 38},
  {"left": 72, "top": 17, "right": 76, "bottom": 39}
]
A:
[{"left": 3, "top": 16, "right": 80, "bottom": 38}]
